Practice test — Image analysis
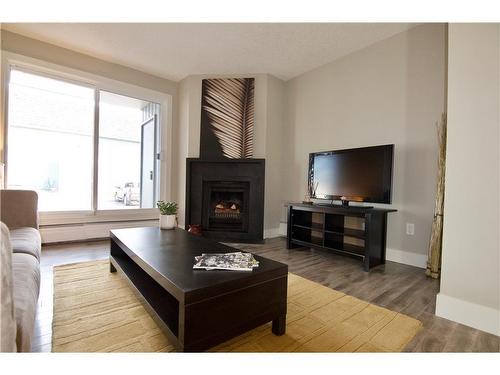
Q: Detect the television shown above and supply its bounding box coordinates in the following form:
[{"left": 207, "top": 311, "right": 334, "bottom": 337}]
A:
[{"left": 308, "top": 144, "right": 394, "bottom": 206}]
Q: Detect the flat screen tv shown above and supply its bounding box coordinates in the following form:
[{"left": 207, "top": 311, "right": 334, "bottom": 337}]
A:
[{"left": 308, "top": 144, "right": 394, "bottom": 205}]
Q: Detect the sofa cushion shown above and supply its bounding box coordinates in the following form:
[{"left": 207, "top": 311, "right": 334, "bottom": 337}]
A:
[
  {"left": 1, "top": 222, "right": 17, "bottom": 352},
  {"left": 12, "top": 253, "right": 41, "bottom": 352},
  {"left": 10, "top": 227, "right": 41, "bottom": 262}
]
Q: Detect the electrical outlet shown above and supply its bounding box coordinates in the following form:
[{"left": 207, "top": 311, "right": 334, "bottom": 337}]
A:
[{"left": 406, "top": 223, "right": 415, "bottom": 236}]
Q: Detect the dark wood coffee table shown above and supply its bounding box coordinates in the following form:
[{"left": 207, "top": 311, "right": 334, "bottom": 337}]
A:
[{"left": 109, "top": 227, "right": 288, "bottom": 352}]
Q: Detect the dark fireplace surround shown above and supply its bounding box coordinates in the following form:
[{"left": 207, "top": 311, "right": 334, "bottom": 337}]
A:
[{"left": 185, "top": 158, "right": 265, "bottom": 243}]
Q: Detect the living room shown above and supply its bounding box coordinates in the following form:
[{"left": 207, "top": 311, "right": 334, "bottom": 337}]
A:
[{"left": 1, "top": 1, "right": 499, "bottom": 372}]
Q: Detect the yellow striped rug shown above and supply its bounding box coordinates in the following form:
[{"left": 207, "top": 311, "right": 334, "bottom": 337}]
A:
[{"left": 52, "top": 260, "right": 422, "bottom": 352}]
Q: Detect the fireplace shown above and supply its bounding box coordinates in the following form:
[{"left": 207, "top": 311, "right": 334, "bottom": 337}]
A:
[
  {"left": 203, "top": 181, "right": 249, "bottom": 232},
  {"left": 186, "top": 159, "right": 264, "bottom": 242}
]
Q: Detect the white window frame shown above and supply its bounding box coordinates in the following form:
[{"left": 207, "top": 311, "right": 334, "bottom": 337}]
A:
[{"left": 1, "top": 51, "right": 173, "bottom": 226}]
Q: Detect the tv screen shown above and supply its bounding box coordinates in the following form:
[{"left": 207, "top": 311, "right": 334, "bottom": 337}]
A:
[{"left": 309, "top": 144, "right": 394, "bottom": 204}]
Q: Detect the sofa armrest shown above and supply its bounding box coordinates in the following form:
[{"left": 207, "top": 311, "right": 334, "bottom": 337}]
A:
[
  {"left": 0, "top": 222, "right": 17, "bottom": 352},
  {"left": 0, "top": 190, "right": 39, "bottom": 230}
]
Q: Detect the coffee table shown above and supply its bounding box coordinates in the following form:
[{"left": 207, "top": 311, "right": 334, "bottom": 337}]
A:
[{"left": 109, "top": 227, "right": 288, "bottom": 352}]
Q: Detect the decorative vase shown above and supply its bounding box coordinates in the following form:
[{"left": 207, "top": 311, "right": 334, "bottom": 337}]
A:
[
  {"left": 188, "top": 224, "right": 202, "bottom": 236},
  {"left": 160, "top": 214, "right": 176, "bottom": 230},
  {"left": 302, "top": 194, "right": 313, "bottom": 204}
]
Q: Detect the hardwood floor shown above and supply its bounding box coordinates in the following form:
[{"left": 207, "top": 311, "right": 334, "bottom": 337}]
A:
[{"left": 31, "top": 237, "right": 500, "bottom": 352}]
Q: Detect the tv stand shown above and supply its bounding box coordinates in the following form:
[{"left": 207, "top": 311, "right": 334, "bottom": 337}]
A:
[
  {"left": 285, "top": 202, "right": 397, "bottom": 271},
  {"left": 316, "top": 202, "right": 374, "bottom": 209}
]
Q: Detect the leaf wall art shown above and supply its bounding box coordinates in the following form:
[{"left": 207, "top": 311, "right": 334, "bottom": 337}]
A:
[{"left": 200, "top": 78, "right": 254, "bottom": 159}]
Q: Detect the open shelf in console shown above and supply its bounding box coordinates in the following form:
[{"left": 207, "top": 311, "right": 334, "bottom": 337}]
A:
[
  {"left": 290, "top": 225, "right": 323, "bottom": 246},
  {"left": 324, "top": 231, "right": 365, "bottom": 258},
  {"left": 292, "top": 222, "right": 323, "bottom": 231},
  {"left": 286, "top": 202, "right": 397, "bottom": 271},
  {"left": 291, "top": 209, "right": 314, "bottom": 228}
]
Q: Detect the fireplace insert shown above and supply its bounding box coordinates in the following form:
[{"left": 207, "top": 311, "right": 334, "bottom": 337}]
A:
[{"left": 203, "top": 181, "right": 249, "bottom": 232}]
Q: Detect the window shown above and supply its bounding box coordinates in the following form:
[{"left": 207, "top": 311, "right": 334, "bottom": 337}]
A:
[
  {"left": 7, "top": 70, "right": 94, "bottom": 211},
  {"left": 6, "top": 67, "right": 161, "bottom": 213}
]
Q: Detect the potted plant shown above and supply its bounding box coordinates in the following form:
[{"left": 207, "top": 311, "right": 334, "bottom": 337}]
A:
[{"left": 157, "top": 201, "right": 178, "bottom": 230}]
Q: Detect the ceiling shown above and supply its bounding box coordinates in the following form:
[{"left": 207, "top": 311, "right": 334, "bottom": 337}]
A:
[{"left": 3, "top": 23, "right": 417, "bottom": 82}]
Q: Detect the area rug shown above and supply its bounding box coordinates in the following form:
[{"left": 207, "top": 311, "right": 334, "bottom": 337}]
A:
[{"left": 52, "top": 260, "right": 422, "bottom": 352}]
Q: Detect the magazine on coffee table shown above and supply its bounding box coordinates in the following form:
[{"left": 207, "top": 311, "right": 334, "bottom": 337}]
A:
[{"left": 193, "top": 252, "right": 259, "bottom": 271}]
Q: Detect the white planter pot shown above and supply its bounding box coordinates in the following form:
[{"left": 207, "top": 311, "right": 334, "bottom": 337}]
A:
[{"left": 159, "top": 214, "right": 176, "bottom": 230}]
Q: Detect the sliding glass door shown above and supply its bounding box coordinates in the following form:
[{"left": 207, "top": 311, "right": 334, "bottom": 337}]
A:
[
  {"left": 6, "top": 67, "right": 161, "bottom": 213},
  {"left": 140, "top": 115, "right": 157, "bottom": 208},
  {"left": 97, "top": 91, "right": 159, "bottom": 210}
]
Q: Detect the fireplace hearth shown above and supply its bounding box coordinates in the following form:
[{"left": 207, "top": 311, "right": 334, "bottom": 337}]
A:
[{"left": 186, "top": 159, "right": 265, "bottom": 242}]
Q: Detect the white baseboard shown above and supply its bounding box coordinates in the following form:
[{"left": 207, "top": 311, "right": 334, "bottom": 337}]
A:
[
  {"left": 278, "top": 222, "right": 287, "bottom": 236},
  {"left": 436, "top": 293, "right": 500, "bottom": 336},
  {"left": 385, "top": 248, "right": 427, "bottom": 269},
  {"left": 40, "top": 220, "right": 159, "bottom": 243},
  {"left": 264, "top": 223, "right": 288, "bottom": 239},
  {"left": 263, "top": 227, "right": 281, "bottom": 239}
]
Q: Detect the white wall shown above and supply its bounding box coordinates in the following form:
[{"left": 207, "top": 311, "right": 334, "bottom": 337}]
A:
[
  {"left": 437, "top": 23, "right": 500, "bottom": 336},
  {"left": 264, "top": 75, "right": 286, "bottom": 237},
  {"left": 283, "top": 24, "right": 447, "bottom": 267},
  {"left": 173, "top": 74, "right": 286, "bottom": 235},
  {"left": 173, "top": 76, "right": 192, "bottom": 229},
  {"left": 0, "top": 27, "right": 4, "bottom": 162}
]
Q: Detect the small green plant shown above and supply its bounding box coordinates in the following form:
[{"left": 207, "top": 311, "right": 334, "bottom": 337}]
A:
[{"left": 157, "top": 201, "right": 178, "bottom": 215}]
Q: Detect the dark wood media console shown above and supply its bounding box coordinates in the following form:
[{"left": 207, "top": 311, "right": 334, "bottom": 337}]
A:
[{"left": 286, "top": 202, "right": 396, "bottom": 271}]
